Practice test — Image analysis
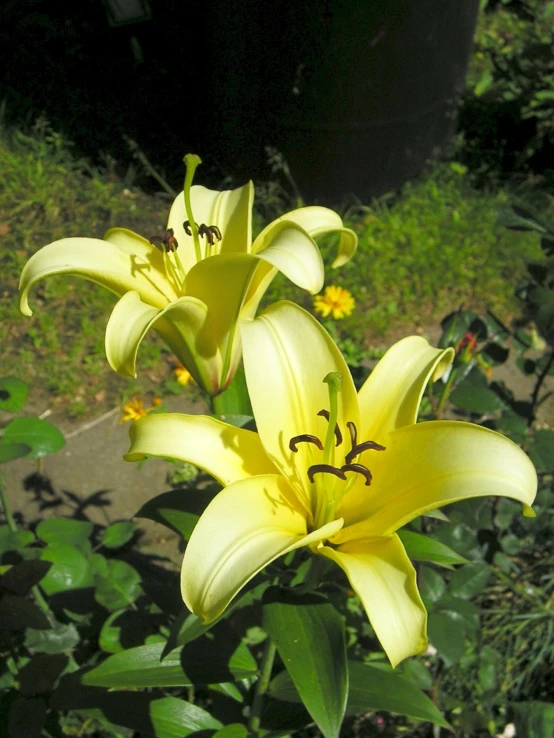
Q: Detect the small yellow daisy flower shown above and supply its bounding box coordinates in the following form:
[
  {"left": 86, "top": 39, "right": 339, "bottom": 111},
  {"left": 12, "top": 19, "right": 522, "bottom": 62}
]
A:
[
  {"left": 173, "top": 362, "right": 194, "bottom": 386},
  {"left": 120, "top": 396, "right": 160, "bottom": 424},
  {"left": 313, "top": 285, "right": 355, "bottom": 320}
]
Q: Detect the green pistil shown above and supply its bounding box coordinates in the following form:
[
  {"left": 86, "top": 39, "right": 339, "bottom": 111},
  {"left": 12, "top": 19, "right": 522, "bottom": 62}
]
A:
[
  {"left": 322, "top": 372, "right": 342, "bottom": 466},
  {"left": 183, "top": 154, "right": 203, "bottom": 262}
]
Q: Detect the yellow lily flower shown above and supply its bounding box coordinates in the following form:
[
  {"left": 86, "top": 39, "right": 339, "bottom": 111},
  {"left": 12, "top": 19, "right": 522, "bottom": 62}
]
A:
[
  {"left": 125, "top": 302, "right": 537, "bottom": 666},
  {"left": 19, "top": 155, "right": 356, "bottom": 395}
]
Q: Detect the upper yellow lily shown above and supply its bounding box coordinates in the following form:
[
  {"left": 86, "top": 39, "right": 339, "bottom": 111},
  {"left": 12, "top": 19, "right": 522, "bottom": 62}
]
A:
[
  {"left": 125, "top": 302, "right": 537, "bottom": 666},
  {"left": 19, "top": 155, "right": 356, "bottom": 395}
]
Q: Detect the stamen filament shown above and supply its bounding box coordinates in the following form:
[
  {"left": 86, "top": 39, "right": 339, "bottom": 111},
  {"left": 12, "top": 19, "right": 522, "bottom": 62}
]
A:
[{"left": 183, "top": 154, "right": 203, "bottom": 262}]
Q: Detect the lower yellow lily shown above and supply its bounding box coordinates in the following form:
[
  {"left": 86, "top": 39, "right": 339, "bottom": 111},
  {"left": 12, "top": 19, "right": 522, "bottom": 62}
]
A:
[{"left": 125, "top": 302, "right": 537, "bottom": 666}]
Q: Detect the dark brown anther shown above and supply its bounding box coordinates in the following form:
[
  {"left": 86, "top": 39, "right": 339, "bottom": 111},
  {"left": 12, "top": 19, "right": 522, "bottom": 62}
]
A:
[
  {"left": 289, "top": 434, "right": 324, "bottom": 453},
  {"left": 183, "top": 220, "right": 193, "bottom": 236},
  {"left": 317, "top": 409, "right": 342, "bottom": 446},
  {"left": 345, "top": 440, "right": 386, "bottom": 464},
  {"left": 151, "top": 229, "right": 178, "bottom": 252},
  {"left": 341, "top": 463, "right": 373, "bottom": 486},
  {"left": 308, "top": 464, "right": 347, "bottom": 484},
  {"left": 346, "top": 421, "right": 358, "bottom": 448}
]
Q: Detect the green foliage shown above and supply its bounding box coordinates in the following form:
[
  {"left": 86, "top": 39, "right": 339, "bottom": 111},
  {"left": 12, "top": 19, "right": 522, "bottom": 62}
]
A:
[{"left": 465, "top": 0, "right": 554, "bottom": 170}]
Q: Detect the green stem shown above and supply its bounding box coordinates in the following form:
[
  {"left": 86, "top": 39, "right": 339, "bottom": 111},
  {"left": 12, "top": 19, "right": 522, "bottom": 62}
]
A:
[
  {"left": 436, "top": 366, "right": 457, "bottom": 418},
  {"left": 248, "top": 637, "right": 277, "bottom": 737},
  {"left": 0, "top": 473, "right": 17, "bottom": 533},
  {"left": 528, "top": 348, "right": 554, "bottom": 428}
]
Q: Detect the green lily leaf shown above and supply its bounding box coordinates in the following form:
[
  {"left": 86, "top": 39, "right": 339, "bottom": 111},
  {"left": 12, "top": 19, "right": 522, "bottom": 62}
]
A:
[
  {"left": 0, "top": 441, "right": 32, "bottom": 463},
  {"left": 36, "top": 518, "right": 93, "bottom": 548},
  {"left": 0, "top": 595, "right": 50, "bottom": 631},
  {"left": 18, "top": 653, "right": 68, "bottom": 695},
  {"left": 39, "top": 543, "right": 94, "bottom": 595},
  {"left": 398, "top": 530, "right": 469, "bottom": 569},
  {"left": 3, "top": 418, "right": 64, "bottom": 459},
  {"left": 448, "top": 563, "right": 491, "bottom": 599},
  {"left": 419, "top": 567, "right": 446, "bottom": 604},
  {"left": 449, "top": 384, "right": 506, "bottom": 414},
  {"left": 427, "top": 611, "right": 467, "bottom": 666},
  {"left": 100, "top": 521, "right": 137, "bottom": 549},
  {"left": 528, "top": 429, "right": 554, "bottom": 472},
  {"left": 8, "top": 696, "right": 47, "bottom": 738},
  {"left": 25, "top": 621, "right": 80, "bottom": 654},
  {"left": 263, "top": 587, "right": 348, "bottom": 738},
  {"left": 0, "top": 526, "right": 35, "bottom": 555},
  {"left": 513, "top": 701, "right": 554, "bottom": 738},
  {"left": 0, "top": 560, "right": 51, "bottom": 596},
  {"left": 52, "top": 676, "right": 222, "bottom": 738},
  {"left": 0, "top": 376, "right": 28, "bottom": 412},
  {"left": 269, "top": 660, "right": 449, "bottom": 728},
  {"left": 94, "top": 560, "right": 142, "bottom": 611},
  {"left": 213, "top": 725, "right": 248, "bottom": 738},
  {"left": 135, "top": 487, "right": 218, "bottom": 539},
  {"left": 85, "top": 628, "right": 257, "bottom": 689}
]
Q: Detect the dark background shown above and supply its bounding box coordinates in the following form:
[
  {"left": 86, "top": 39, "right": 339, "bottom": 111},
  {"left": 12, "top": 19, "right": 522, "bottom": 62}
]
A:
[{"left": 2, "top": 0, "right": 481, "bottom": 199}]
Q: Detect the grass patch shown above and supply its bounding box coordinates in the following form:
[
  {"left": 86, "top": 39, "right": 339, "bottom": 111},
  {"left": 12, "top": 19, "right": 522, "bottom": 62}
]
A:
[
  {"left": 265, "top": 162, "right": 542, "bottom": 342},
  {"left": 0, "top": 123, "right": 544, "bottom": 417}
]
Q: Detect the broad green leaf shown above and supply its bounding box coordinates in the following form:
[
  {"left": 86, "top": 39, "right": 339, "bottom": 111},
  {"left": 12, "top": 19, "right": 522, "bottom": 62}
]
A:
[
  {"left": 427, "top": 611, "right": 466, "bottom": 666},
  {"left": 485, "top": 311, "right": 510, "bottom": 342},
  {"left": 94, "top": 560, "right": 142, "bottom": 611},
  {"left": 528, "top": 429, "right": 554, "bottom": 471},
  {"left": 498, "top": 206, "right": 548, "bottom": 234},
  {"left": 84, "top": 630, "right": 257, "bottom": 689},
  {"left": 419, "top": 567, "right": 446, "bottom": 604},
  {"left": 25, "top": 621, "right": 80, "bottom": 654},
  {"left": 213, "top": 365, "right": 253, "bottom": 417},
  {"left": 0, "top": 560, "right": 51, "bottom": 596},
  {"left": 213, "top": 725, "right": 248, "bottom": 738},
  {"left": 449, "top": 384, "right": 505, "bottom": 414},
  {"left": 36, "top": 518, "right": 93, "bottom": 547},
  {"left": 3, "top": 417, "right": 64, "bottom": 458},
  {"left": 99, "top": 609, "right": 161, "bottom": 654},
  {"left": 18, "top": 653, "right": 68, "bottom": 695},
  {"left": 0, "top": 595, "right": 50, "bottom": 631},
  {"left": 516, "top": 357, "right": 536, "bottom": 375},
  {"left": 513, "top": 701, "right": 554, "bottom": 738},
  {"left": 398, "top": 530, "right": 469, "bottom": 569},
  {"left": 83, "top": 644, "right": 191, "bottom": 688},
  {"left": 433, "top": 521, "right": 482, "bottom": 558},
  {"left": 401, "top": 659, "right": 433, "bottom": 691},
  {"left": 100, "top": 521, "right": 137, "bottom": 549},
  {"left": 39, "top": 543, "right": 94, "bottom": 595},
  {"left": 0, "top": 377, "right": 28, "bottom": 412},
  {"left": 436, "top": 595, "right": 480, "bottom": 633},
  {"left": 269, "top": 660, "right": 449, "bottom": 728},
  {"left": 0, "top": 441, "right": 32, "bottom": 463},
  {"left": 263, "top": 587, "right": 348, "bottom": 738},
  {"left": 497, "top": 410, "right": 528, "bottom": 444},
  {"left": 448, "top": 563, "right": 491, "bottom": 599},
  {"left": 481, "top": 342, "right": 509, "bottom": 366},
  {"left": 8, "top": 696, "right": 47, "bottom": 738},
  {"left": 439, "top": 310, "right": 486, "bottom": 348},
  {"left": 494, "top": 499, "right": 518, "bottom": 530},
  {"left": 474, "top": 69, "right": 493, "bottom": 96},
  {"left": 135, "top": 487, "right": 218, "bottom": 539},
  {"left": 478, "top": 646, "right": 501, "bottom": 693},
  {"left": 52, "top": 678, "right": 222, "bottom": 738}
]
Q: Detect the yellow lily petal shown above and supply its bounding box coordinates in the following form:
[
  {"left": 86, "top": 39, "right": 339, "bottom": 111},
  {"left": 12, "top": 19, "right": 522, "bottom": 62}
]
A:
[
  {"left": 19, "top": 237, "right": 172, "bottom": 316},
  {"left": 358, "top": 337, "right": 454, "bottom": 442},
  {"left": 103, "top": 227, "right": 167, "bottom": 263},
  {"left": 319, "top": 534, "right": 427, "bottom": 667},
  {"left": 254, "top": 206, "right": 357, "bottom": 268},
  {"left": 105, "top": 291, "right": 218, "bottom": 390},
  {"left": 241, "top": 302, "right": 359, "bottom": 509},
  {"left": 185, "top": 253, "right": 259, "bottom": 390},
  {"left": 336, "top": 421, "right": 537, "bottom": 536},
  {"left": 167, "top": 182, "right": 254, "bottom": 270},
  {"left": 181, "top": 474, "right": 344, "bottom": 623},
  {"left": 125, "top": 413, "right": 277, "bottom": 485},
  {"left": 251, "top": 221, "right": 324, "bottom": 293}
]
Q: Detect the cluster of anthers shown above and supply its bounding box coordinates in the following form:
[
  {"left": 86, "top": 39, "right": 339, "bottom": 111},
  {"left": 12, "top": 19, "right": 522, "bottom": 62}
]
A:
[
  {"left": 150, "top": 222, "right": 222, "bottom": 253},
  {"left": 289, "top": 410, "right": 385, "bottom": 487}
]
